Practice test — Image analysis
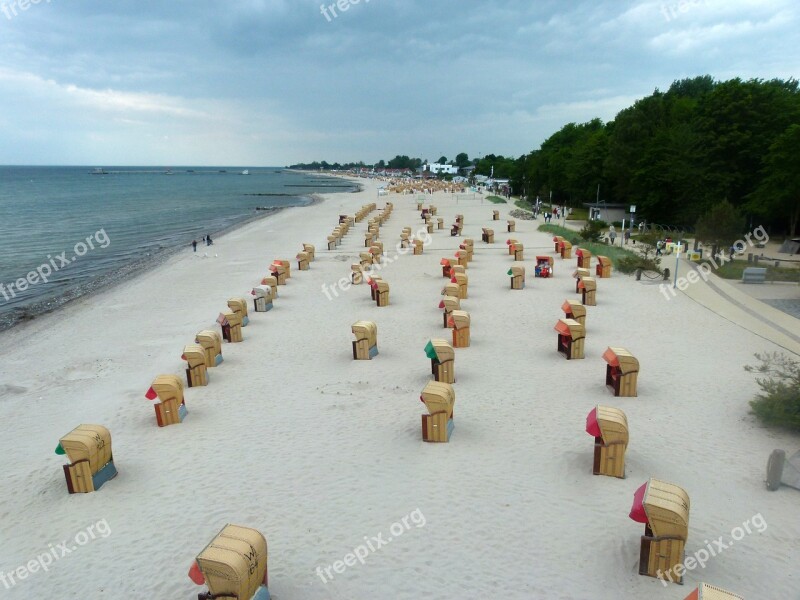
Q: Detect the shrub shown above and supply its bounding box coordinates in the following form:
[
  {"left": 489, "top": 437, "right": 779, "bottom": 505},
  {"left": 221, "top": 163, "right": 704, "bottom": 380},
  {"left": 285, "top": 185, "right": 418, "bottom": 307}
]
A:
[
  {"left": 745, "top": 352, "right": 800, "bottom": 432},
  {"left": 617, "top": 255, "right": 661, "bottom": 274},
  {"left": 580, "top": 219, "right": 608, "bottom": 242}
]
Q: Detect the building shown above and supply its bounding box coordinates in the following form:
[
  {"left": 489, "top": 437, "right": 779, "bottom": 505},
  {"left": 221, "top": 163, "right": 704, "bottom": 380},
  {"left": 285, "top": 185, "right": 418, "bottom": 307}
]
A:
[{"left": 424, "top": 163, "right": 459, "bottom": 175}]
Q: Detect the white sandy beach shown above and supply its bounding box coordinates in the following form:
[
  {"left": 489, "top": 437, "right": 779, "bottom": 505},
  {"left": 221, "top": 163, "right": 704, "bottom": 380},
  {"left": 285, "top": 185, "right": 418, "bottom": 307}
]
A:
[{"left": 0, "top": 178, "right": 798, "bottom": 599}]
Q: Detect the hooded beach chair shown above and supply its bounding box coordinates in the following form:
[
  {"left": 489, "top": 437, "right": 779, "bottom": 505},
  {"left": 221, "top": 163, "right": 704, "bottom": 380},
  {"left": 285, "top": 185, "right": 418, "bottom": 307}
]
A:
[
  {"left": 182, "top": 344, "right": 209, "bottom": 387},
  {"left": 196, "top": 330, "right": 223, "bottom": 367},
  {"left": 629, "top": 479, "right": 690, "bottom": 584},
  {"left": 555, "top": 318, "right": 585, "bottom": 359},
  {"left": 360, "top": 252, "right": 373, "bottom": 269},
  {"left": 270, "top": 262, "right": 288, "bottom": 285},
  {"left": 576, "top": 248, "right": 592, "bottom": 269},
  {"left": 413, "top": 239, "right": 424, "bottom": 255},
  {"left": 482, "top": 228, "right": 494, "bottom": 243},
  {"left": 507, "top": 219, "right": 515, "bottom": 233},
  {"left": 327, "top": 235, "right": 337, "bottom": 250},
  {"left": 440, "top": 295, "right": 460, "bottom": 328},
  {"left": 440, "top": 258, "right": 452, "bottom": 278},
  {"left": 437, "top": 217, "right": 444, "bottom": 230},
  {"left": 303, "top": 243, "right": 315, "bottom": 261},
  {"left": 509, "top": 265, "right": 525, "bottom": 289},
  {"left": 506, "top": 238, "right": 518, "bottom": 256},
  {"left": 426, "top": 219, "right": 434, "bottom": 234},
  {"left": 586, "top": 405, "right": 628, "bottom": 478},
  {"left": 553, "top": 236, "right": 564, "bottom": 252},
  {"left": 425, "top": 338, "right": 455, "bottom": 383},
  {"left": 560, "top": 240, "right": 573, "bottom": 259},
  {"left": 512, "top": 242, "right": 524, "bottom": 261},
  {"left": 260, "top": 276, "right": 278, "bottom": 299},
  {"left": 492, "top": 209, "right": 500, "bottom": 221},
  {"left": 449, "top": 310, "right": 470, "bottom": 347},
  {"left": 561, "top": 299, "right": 586, "bottom": 326},
  {"left": 603, "top": 347, "right": 639, "bottom": 397},
  {"left": 252, "top": 285, "right": 274, "bottom": 312},
  {"left": 351, "top": 263, "right": 364, "bottom": 284},
  {"left": 452, "top": 271, "right": 468, "bottom": 299},
  {"left": 352, "top": 321, "right": 378, "bottom": 360},
  {"left": 365, "top": 231, "right": 376, "bottom": 247},
  {"left": 400, "top": 232, "right": 411, "bottom": 248},
  {"left": 375, "top": 280, "right": 390, "bottom": 307},
  {"left": 190, "top": 524, "right": 270, "bottom": 600},
  {"left": 461, "top": 238, "right": 474, "bottom": 261},
  {"left": 573, "top": 268, "right": 590, "bottom": 293},
  {"left": 369, "top": 245, "right": 383, "bottom": 264},
  {"left": 442, "top": 282, "right": 459, "bottom": 299},
  {"left": 56, "top": 425, "right": 117, "bottom": 494},
  {"left": 578, "top": 276, "right": 597, "bottom": 306},
  {"left": 596, "top": 255, "right": 612, "bottom": 278},
  {"left": 228, "top": 298, "right": 250, "bottom": 327},
  {"left": 297, "top": 251, "right": 310, "bottom": 271},
  {"left": 535, "top": 256, "right": 553, "bottom": 278},
  {"left": 455, "top": 250, "right": 468, "bottom": 267},
  {"left": 683, "top": 584, "right": 743, "bottom": 600},
  {"left": 145, "top": 374, "right": 188, "bottom": 426},
  {"left": 420, "top": 381, "right": 456, "bottom": 443},
  {"left": 218, "top": 310, "right": 243, "bottom": 343}
]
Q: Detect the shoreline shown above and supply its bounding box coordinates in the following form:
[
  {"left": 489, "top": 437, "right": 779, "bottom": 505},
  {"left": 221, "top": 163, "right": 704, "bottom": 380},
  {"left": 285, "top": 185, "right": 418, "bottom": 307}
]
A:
[{"left": 0, "top": 180, "right": 358, "bottom": 335}]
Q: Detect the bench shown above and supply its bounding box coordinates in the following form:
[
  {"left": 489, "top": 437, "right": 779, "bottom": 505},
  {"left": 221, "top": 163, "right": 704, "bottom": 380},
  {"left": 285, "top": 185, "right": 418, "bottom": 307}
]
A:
[{"left": 742, "top": 267, "right": 767, "bottom": 284}]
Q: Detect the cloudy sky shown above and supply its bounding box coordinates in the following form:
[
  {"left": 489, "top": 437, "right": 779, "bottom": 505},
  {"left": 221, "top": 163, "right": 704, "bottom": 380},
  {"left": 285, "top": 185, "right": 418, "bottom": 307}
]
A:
[{"left": 0, "top": 0, "right": 797, "bottom": 166}]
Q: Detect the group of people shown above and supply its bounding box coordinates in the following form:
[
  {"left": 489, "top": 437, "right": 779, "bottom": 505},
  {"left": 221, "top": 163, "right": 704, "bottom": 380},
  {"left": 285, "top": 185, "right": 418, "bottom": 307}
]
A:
[{"left": 191, "top": 235, "right": 213, "bottom": 252}]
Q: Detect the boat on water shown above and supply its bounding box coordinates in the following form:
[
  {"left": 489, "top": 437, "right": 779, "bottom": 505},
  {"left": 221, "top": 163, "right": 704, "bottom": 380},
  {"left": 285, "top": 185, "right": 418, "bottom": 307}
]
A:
[
  {"left": 242, "top": 169, "right": 250, "bottom": 175},
  {"left": 89, "top": 168, "right": 109, "bottom": 175}
]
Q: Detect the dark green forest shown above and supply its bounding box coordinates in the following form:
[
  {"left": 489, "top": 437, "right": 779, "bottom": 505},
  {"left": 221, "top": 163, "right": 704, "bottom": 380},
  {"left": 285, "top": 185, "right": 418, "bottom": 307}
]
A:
[{"left": 292, "top": 76, "right": 800, "bottom": 236}]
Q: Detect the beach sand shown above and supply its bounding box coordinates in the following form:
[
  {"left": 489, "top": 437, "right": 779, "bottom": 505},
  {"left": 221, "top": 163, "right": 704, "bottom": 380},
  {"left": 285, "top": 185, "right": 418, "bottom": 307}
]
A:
[{"left": 0, "top": 179, "right": 797, "bottom": 599}]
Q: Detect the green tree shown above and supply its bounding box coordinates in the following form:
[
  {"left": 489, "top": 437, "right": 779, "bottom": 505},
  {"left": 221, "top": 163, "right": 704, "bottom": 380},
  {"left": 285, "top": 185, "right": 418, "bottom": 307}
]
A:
[
  {"left": 695, "top": 200, "right": 745, "bottom": 250},
  {"left": 454, "top": 152, "right": 470, "bottom": 169},
  {"left": 749, "top": 124, "right": 800, "bottom": 236},
  {"left": 437, "top": 156, "right": 448, "bottom": 165}
]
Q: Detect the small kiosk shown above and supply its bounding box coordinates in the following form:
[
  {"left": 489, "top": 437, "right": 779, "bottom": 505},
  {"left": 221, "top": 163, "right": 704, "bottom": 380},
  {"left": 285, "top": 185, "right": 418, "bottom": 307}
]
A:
[
  {"left": 425, "top": 338, "right": 455, "bottom": 384},
  {"left": 561, "top": 299, "right": 586, "bottom": 326},
  {"left": 596, "top": 255, "right": 613, "bottom": 278},
  {"left": 576, "top": 248, "right": 592, "bottom": 269},
  {"left": 252, "top": 285, "right": 274, "bottom": 312},
  {"left": 190, "top": 524, "right": 271, "bottom": 600},
  {"left": 196, "top": 330, "right": 223, "bottom": 367},
  {"left": 352, "top": 321, "right": 378, "bottom": 360},
  {"left": 420, "top": 381, "right": 456, "bottom": 443},
  {"left": 509, "top": 265, "right": 525, "bottom": 290},
  {"left": 602, "top": 347, "right": 639, "bottom": 397},
  {"left": 507, "top": 219, "right": 516, "bottom": 233},
  {"left": 629, "top": 478, "right": 690, "bottom": 585},
  {"left": 535, "top": 256, "right": 553, "bottom": 278},
  {"left": 228, "top": 298, "right": 250, "bottom": 327},
  {"left": 145, "top": 374, "right": 188, "bottom": 427},
  {"left": 182, "top": 344, "right": 209, "bottom": 387},
  {"left": 217, "top": 310, "right": 243, "bottom": 343},
  {"left": 555, "top": 318, "right": 585, "bottom": 360},
  {"left": 482, "top": 228, "right": 494, "bottom": 243},
  {"left": 56, "top": 425, "right": 117, "bottom": 494},
  {"left": 578, "top": 276, "right": 597, "bottom": 306},
  {"left": 586, "top": 405, "right": 628, "bottom": 478},
  {"left": 449, "top": 310, "right": 471, "bottom": 347},
  {"left": 440, "top": 295, "right": 460, "bottom": 328}
]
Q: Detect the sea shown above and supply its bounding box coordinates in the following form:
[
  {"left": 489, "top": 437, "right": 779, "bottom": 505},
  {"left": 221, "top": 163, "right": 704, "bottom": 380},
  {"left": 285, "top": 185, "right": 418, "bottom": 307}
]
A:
[{"left": 0, "top": 166, "right": 357, "bottom": 331}]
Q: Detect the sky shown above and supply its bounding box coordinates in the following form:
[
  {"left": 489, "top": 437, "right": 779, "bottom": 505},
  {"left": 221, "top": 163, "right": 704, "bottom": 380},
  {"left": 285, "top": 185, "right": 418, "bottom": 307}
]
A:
[{"left": 0, "top": 0, "right": 798, "bottom": 166}]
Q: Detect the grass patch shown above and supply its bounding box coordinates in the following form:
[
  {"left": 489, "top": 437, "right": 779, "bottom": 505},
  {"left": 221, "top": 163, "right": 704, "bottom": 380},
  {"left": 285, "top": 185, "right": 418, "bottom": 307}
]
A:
[
  {"left": 486, "top": 195, "right": 507, "bottom": 204},
  {"left": 514, "top": 197, "right": 533, "bottom": 211},
  {"left": 696, "top": 259, "right": 800, "bottom": 283},
  {"left": 566, "top": 207, "right": 589, "bottom": 220},
  {"left": 538, "top": 224, "right": 647, "bottom": 272}
]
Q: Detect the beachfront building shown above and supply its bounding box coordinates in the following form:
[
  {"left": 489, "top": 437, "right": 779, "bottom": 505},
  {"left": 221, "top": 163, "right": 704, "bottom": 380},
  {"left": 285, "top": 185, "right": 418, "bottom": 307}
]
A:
[{"left": 423, "top": 163, "right": 459, "bottom": 175}]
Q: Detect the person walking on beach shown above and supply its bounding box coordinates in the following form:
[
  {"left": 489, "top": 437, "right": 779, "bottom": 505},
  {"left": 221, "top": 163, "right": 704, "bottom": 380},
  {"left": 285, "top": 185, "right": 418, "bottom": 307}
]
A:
[
  {"left": 206, "top": 234, "right": 213, "bottom": 246},
  {"left": 609, "top": 225, "right": 616, "bottom": 246},
  {"left": 192, "top": 240, "right": 197, "bottom": 252},
  {"left": 624, "top": 230, "right": 630, "bottom": 245}
]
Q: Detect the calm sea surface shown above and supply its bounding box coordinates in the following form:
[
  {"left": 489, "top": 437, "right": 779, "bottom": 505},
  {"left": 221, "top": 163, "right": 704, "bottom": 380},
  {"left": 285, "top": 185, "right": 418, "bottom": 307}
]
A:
[{"left": 0, "top": 166, "right": 355, "bottom": 329}]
